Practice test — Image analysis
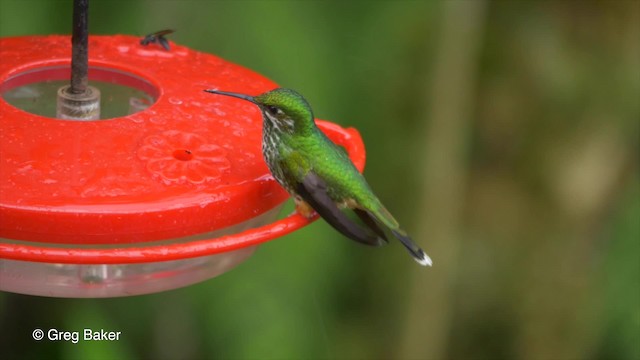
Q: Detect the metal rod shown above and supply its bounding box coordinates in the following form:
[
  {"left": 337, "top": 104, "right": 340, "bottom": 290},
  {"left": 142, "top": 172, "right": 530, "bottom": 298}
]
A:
[
  {"left": 69, "top": 0, "right": 89, "bottom": 94},
  {"left": 56, "top": 0, "right": 100, "bottom": 120}
]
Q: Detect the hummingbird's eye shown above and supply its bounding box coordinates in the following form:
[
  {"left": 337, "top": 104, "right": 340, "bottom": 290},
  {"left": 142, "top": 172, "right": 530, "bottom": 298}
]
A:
[{"left": 265, "top": 105, "right": 283, "bottom": 117}]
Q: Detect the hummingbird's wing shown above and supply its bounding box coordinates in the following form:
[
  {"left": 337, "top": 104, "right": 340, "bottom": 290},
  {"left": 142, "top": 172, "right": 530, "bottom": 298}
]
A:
[
  {"left": 296, "top": 172, "right": 386, "bottom": 247},
  {"left": 353, "top": 208, "right": 388, "bottom": 242}
]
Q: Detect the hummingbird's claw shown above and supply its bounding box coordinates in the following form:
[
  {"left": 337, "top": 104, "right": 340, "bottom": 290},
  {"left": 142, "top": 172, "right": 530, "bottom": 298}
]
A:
[{"left": 294, "top": 198, "right": 316, "bottom": 219}]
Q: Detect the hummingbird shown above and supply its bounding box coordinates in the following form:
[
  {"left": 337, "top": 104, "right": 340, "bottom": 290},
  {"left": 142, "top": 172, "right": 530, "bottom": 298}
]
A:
[{"left": 204, "top": 88, "right": 432, "bottom": 266}]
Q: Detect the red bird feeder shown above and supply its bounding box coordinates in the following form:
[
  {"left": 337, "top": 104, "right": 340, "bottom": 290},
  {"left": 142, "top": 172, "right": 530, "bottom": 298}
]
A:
[{"left": 0, "top": 35, "right": 366, "bottom": 297}]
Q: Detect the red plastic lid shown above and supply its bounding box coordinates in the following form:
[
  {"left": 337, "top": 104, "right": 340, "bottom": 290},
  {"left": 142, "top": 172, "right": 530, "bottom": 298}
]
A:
[{"left": 0, "top": 35, "right": 366, "bottom": 264}]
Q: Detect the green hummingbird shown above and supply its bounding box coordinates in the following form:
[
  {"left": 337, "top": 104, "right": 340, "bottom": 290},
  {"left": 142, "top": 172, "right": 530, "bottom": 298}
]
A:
[{"left": 204, "top": 88, "right": 431, "bottom": 266}]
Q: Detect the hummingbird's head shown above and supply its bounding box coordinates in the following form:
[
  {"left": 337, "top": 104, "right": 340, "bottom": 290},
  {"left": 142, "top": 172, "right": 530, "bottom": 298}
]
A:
[{"left": 205, "top": 88, "right": 314, "bottom": 134}]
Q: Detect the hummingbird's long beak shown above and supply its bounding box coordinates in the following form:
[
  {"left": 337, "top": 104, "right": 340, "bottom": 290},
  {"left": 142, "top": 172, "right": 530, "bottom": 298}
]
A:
[{"left": 204, "top": 89, "right": 256, "bottom": 103}]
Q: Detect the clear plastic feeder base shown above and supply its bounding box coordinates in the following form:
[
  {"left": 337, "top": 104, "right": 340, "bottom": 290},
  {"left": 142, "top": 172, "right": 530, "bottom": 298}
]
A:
[{"left": 0, "top": 206, "right": 281, "bottom": 298}]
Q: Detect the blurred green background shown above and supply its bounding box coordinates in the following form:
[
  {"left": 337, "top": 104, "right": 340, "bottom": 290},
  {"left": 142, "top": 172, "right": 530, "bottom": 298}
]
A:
[{"left": 0, "top": 1, "right": 638, "bottom": 359}]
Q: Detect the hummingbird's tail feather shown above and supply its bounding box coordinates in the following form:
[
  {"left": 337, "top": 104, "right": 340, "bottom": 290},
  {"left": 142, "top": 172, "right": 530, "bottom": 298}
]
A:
[
  {"left": 390, "top": 229, "right": 433, "bottom": 267},
  {"left": 369, "top": 205, "right": 432, "bottom": 266}
]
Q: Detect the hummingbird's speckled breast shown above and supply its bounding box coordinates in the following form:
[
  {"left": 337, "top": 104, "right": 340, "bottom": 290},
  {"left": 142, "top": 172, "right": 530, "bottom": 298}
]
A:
[{"left": 262, "top": 120, "right": 292, "bottom": 193}]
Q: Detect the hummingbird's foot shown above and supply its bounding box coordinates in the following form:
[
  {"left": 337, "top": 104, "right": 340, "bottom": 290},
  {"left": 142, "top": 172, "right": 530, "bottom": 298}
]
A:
[{"left": 294, "top": 197, "right": 316, "bottom": 219}]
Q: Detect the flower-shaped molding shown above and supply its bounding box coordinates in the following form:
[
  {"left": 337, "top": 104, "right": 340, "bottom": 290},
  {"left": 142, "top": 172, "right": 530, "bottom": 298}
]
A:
[{"left": 137, "top": 130, "right": 230, "bottom": 185}]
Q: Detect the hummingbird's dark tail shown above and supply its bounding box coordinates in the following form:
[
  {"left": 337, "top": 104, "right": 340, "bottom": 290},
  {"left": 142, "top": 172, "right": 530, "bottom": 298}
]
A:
[
  {"left": 391, "top": 229, "right": 433, "bottom": 267},
  {"left": 369, "top": 205, "right": 432, "bottom": 266}
]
